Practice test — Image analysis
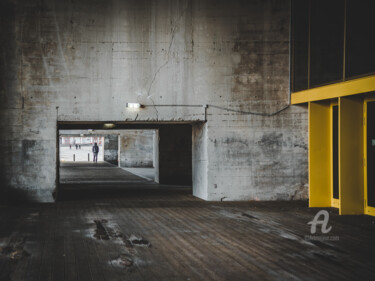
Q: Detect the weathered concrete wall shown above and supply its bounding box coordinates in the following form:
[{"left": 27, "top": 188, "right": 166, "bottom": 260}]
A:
[
  {"left": 0, "top": 0, "right": 308, "bottom": 202},
  {"left": 153, "top": 130, "right": 160, "bottom": 183},
  {"left": 159, "top": 125, "right": 192, "bottom": 185},
  {"left": 192, "top": 123, "right": 208, "bottom": 199},
  {"left": 119, "top": 130, "right": 154, "bottom": 168},
  {"left": 191, "top": 1, "right": 308, "bottom": 200},
  {"left": 104, "top": 135, "right": 118, "bottom": 165},
  {"left": 0, "top": 0, "right": 57, "bottom": 202}
]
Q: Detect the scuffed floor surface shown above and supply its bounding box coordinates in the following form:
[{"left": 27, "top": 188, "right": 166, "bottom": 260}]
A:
[{"left": 0, "top": 190, "right": 374, "bottom": 281}]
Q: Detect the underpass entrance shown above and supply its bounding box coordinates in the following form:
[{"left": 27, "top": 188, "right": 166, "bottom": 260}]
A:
[{"left": 56, "top": 122, "right": 194, "bottom": 200}]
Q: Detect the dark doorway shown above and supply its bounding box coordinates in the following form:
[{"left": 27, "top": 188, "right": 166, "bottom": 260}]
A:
[{"left": 367, "top": 101, "right": 375, "bottom": 207}]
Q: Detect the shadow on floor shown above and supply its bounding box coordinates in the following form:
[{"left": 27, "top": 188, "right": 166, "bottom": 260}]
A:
[
  {"left": 58, "top": 183, "right": 192, "bottom": 201},
  {"left": 58, "top": 161, "right": 191, "bottom": 201}
]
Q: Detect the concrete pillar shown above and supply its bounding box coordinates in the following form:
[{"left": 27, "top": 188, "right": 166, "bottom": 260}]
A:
[
  {"left": 153, "top": 130, "right": 160, "bottom": 183},
  {"left": 104, "top": 134, "right": 119, "bottom": 165},
  {"left": 118, "top": 135, "right": 121, "bottom": 167},
  {"left": 192, "top": 123, "right": 208, "bottom": 199}
]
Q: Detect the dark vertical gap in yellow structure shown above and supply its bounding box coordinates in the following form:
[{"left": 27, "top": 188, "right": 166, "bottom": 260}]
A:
[
  {"left": 365, "top": 99, "right": 375, "bottom": 216},
  {"left": 367, "top": 102, "right": 375, "bottom": 206},
  {"left": 332, "top": 105, "right": 339, "bottom": 200}
]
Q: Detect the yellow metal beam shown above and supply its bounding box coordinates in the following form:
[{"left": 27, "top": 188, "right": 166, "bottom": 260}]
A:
[{"left": 291, "top": 75, "right": 375, "bottom": 104}]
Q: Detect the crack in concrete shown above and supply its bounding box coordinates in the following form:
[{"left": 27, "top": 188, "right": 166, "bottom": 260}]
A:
[
  {"left": 147, "top": 96, "right": 159, "bottom": 120},
  {"left": 146, "top": 1, "right": 189, "bottom": 119}
]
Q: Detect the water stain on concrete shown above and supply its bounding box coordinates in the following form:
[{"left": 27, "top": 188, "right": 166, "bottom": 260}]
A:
[
  {"left": 128, "top": 234, "right": 151, "bottom": 248},
  {"left": 22, "top": 140, "right": 36, "bottom": 161},
  {"left": 0, "top": 237, "right": 30, "bottom": 260},
  {"left": 241, "top": 213, "right": 260, "bottom": 220},
  {"left": 111, "top": 254, "right": 134, "bottom": 268},
  {"left": 94, "top": 220, "right": 110, "bottom": 240},
  {"left": 91, "top": 219, "right": 151, "bottom": 269}
]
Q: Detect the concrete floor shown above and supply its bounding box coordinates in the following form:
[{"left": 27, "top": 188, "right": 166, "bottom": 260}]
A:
[
  {"left": 122, "top": 168, "right": 156, "bottom": 181},
  {"left": 60, "top": 162, "right": 152, "bottom": 184},
  {"left": 58, "top": 162, "right": 186, "bottom": 200}
]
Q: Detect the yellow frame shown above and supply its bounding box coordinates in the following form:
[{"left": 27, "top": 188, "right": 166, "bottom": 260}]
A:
[
  {"left": 292, "top": 75, "right": 375, "bottom": 104},
  {"left": 330, "top": 101, "right": 340, "bottom": 208},
  {"left": 308, "top": 101, "right": 331, "bottom": 207},
  {"left": 364, "top": 98, "right": 375, "bottom": 216},
  {"left": 302, "top": 75, "right": 375, "bottom": 215}
]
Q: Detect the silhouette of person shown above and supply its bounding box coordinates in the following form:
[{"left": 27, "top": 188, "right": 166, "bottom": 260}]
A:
[{"left": 92, "top": 143, "right": 99, "bottom": 163}]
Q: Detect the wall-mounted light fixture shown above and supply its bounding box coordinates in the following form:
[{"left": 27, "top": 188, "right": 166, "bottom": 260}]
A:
[
  {"left": 103, "top": 123, "right": 115, "bottom": 129},
  {"left": 126, "top": 102, "right": 142, "bottom": 109}
]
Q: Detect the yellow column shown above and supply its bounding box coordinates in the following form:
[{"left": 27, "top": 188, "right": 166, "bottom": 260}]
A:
[
  {"left": 309, "top": 101, "right": 331, "bottom": 207},
  {"left": 339, "top": 97, "right": 364, "bottom": 215}
]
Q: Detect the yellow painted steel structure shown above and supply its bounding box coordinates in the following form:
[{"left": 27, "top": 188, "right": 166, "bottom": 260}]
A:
[
  {"left": 308, "top": 101, "right": 331, "bottom": 207},
  {"left": 364, "top": 98, "right": 375, "bottom": 216},
  {"left": 291, "top": 75, "right": 375, "bottom": 105},
  {"left": 300, "top": 76, "right": 375, "bottom": 216}
]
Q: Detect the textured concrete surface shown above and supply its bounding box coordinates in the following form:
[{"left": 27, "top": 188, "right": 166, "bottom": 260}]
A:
[
  {"left": 122, "top": 167, "right": 156, "bottom": 181},
  {"left": 60, "top": 162, "right": 149, "bottom": 184},
  {"left": 0, "top": 194, "right": 374, "bottom": 280},
  {"left": 104, "top": 134, "right": 119, "bottom": 165},
  {"left": 119, "top": 130, "right": 154, "bottom": 168},
  {"left": 0, "top": 0, "right": 308, "bottom": 202}
]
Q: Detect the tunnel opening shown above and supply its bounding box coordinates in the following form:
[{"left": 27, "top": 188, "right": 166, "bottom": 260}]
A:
[
  {"left": 60, "top": 135, "right": 105, "bottom": 163},
  {"left": 56, "top": 122, "right": 195, "bottom": 201}
]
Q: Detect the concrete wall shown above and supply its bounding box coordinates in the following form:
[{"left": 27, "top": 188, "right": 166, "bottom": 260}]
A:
[
  {"left": 153, "top": 130, "right": 159, "bottom": 183},
  {"left": 0, "top": 0, "right": 308, "bottom": 202},
  {"left": 192, "top": 123, "right": 208, "bottom": 199},
  {"left": 119, "top": 130, "right": 154, "bottom": 168},
  {"left": 104, "top": 135, "right": 118, "bottom": 165}
]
